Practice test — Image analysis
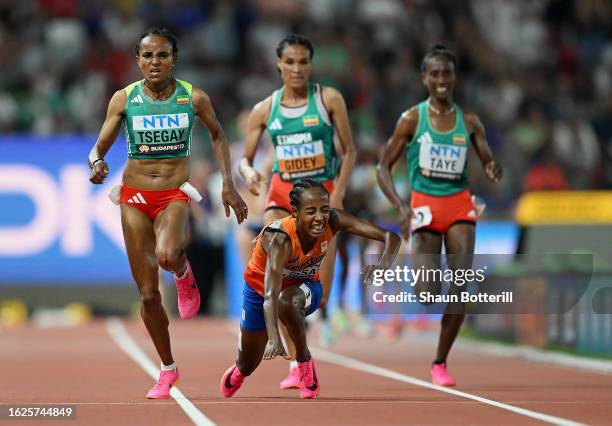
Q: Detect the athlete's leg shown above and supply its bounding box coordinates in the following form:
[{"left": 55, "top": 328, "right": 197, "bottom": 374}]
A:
[
  {"left": 412, "top": 230, "right": 444, "bottom": 302},
  {"left": 278, "top": 286, "right": 310, "bottom": 362},
  {"left": 121, "top": 205, "right": 173, "bottom": 365},
  {"left": 221, "top": 326, "right": 268, "bottom": 397},
  {"left": 435, "top": 222, "right": 475, "bottom": 363},
  {"left": 154, "top": 201, "right": 190, "bottom": 274},
  {"left": 154, "top": 200, "right": 201, "bottom": 319},
  {"left": 235, "top": 328, "right": 269, "bottom": 376}
]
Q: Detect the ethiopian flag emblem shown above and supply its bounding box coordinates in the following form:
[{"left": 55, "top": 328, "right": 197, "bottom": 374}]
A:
[
  {"left": 303, "top": 115, "right": 319, "bottom": 127},
  {"left": 177, "top": 96, "right": 189, "bottom": 105},
  {"left": 453, "top": 134, "right": 466, "bottom": 145}
]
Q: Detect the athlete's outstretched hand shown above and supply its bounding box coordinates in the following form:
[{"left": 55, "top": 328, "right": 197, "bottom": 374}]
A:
[
  {"left": 361, "top": 264, "right": 385, "bottom": 286},
  {"left": 89, "top": 160, "right": 109, "bottom": 184},
  {"left": 484, "top": 160, "right": 502, "bottom": 183},
  {"left": 263, "top": 337, "right": 290, "bottom": 361},
  {"left": 222, "top": 184, "right": 248, "bottom": 224},
  {"left": 397, "top": 203, "right": 413, "bottom": 241}
]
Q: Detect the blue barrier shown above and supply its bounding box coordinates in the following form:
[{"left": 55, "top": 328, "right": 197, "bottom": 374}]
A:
[{"left": 0, "top": 137, "right": 131, "bottom": 284}]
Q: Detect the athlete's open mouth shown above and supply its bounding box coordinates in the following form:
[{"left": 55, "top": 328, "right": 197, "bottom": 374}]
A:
[{"left": 311, "top": 223, "right": 324, "bottom": 234}]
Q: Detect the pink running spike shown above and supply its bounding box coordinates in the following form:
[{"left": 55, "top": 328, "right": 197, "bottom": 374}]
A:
[
  {"left": 298, "top": 359, "right": 320, "bottom": 399},
  {"left": 431, "top": 363, "right": 456, "bottom": 387},
  {"left": 220, "top": 364, "right": 245, "bottom": 398},
  {"left": 146, "top": 368, "right": 180, "bottom": 399},
  {"left": 279, "top": 365, "right": 301, "bottom": 389},
  {"left": 174, "top": 260, "right": 200, "bottom": 319}
]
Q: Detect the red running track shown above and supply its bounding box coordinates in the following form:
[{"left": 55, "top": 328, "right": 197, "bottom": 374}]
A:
[{"left": 2, "top": 318, "right": 611, "bottom": 425}]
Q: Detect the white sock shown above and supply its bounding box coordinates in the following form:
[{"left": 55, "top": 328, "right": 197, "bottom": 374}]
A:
[
  {"left": 175, "top": 263, "right": 189, "bottom": 279},
  {"left": 161, "top": 362, "right": 176, "bottom": 371},
  {"left": 289, "top": 360, "right": 298, "bottom": 370}
]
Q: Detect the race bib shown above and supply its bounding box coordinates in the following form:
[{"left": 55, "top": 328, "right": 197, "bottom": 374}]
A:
[
  {"left": 276, "top": 139, "right": 326, "bottom": 179},
  {"left": 411, "top": 206, "right": 433, "bottom": 230},
  {"left": 419, "top": 139, "right": 467, "bottom": 181}
]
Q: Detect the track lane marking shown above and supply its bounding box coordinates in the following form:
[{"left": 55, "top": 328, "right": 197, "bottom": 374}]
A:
[
  {"left": 106, "top": 318, "right": 215, "bottom": 426},
  {"left": 313, "top": 347, "right": 585, "bottom": 426}
]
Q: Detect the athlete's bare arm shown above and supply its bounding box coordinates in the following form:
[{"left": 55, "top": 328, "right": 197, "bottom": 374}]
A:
[
  {"left": 89, "top": 90, "right": 126, "bottom": 184},
  {"left": 239, "top": 97, "right": 272, "bottom": 195},
  {"left": 329, "top": 209, "right": 401, "bottom": 284},
  {"left": 193, "top": 87, "right": 248, "bottom": 223},
  {"left": 376, "top": 107, "right": 419, "bottom": 240},
  {"left": 464, "top": 111, "right": 502, "bottom": 183},
  {"left": 322, "top": 87, "right": 356, "bottom": 208},
  {"left": 261, "top": 230, "right": 293, "bottom": 360}
]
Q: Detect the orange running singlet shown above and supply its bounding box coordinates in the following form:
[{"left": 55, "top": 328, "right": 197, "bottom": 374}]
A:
[{"left": 244, "top": 216, "right": 334, "bottom": 296}]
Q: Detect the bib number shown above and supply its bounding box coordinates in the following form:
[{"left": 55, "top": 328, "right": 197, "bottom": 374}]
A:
[
  {"left": 411, "top": 206, "right": 433, "bottom": 230},
  {"left": 276, "top": 140, "right": 326, "bottom": 180},
  {"left": 419, "top": 140, "right": 467, "bottom": 181}
]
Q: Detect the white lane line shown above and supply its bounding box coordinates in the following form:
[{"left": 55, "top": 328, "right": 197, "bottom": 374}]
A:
[
  {"left": 313, "top": 347, "right": 585, "bottom": 426},
  {"left": 402, "top": 331, "right": 612, "bottom": 375},
  {"left": 106, "top": 318, "right": 215, "bottom": 426},
  {"left": 458, "top": 340, "right": 612, "bottom": 375}
]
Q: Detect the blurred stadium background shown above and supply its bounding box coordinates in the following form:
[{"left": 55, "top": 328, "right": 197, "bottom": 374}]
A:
[{"left": 1, "top": 0, "right": 611, "bottom": 357}]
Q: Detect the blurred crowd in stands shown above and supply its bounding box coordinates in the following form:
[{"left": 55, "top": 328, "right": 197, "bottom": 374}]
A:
[{"left": 1, "top": 0, "right": 611, "bottom": 219}]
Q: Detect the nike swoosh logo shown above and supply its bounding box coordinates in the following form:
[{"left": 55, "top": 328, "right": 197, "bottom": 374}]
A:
[
  {"left": 306, "top": 368, "right": 318, "bottom": 391},
  {"left": 224, "top": 367, "right": 236, "bottom": 389}
]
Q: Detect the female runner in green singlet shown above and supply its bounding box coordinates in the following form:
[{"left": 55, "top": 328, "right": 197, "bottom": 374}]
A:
[
  {"left": 377, "top": 45, "right": 502, "bottom": 387},
  {"left": 88, "top": 28, "right": 247, "bottom": 399}
]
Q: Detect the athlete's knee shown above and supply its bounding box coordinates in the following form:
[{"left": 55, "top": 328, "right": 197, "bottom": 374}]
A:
[
  {"left": 140, "top": 288, "right": 162, "bottom": 309},
  {"left": 278, "top": 291, "right": 302, "bottom": 319},
  {"left": 155, "top": 246, "right": 182, "bottom": 271}
]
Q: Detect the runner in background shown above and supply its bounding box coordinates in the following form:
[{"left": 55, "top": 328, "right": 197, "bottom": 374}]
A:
[
  {"left": 238, "top": 34, "right": 356, "bottom": 389},
  {"left": 377, "top": 45, "right": 502, "bottom": 386}
]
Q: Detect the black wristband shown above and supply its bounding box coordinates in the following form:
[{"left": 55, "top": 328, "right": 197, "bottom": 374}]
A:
[{"left": 92, "top": 158, "right": 104, "bottom": 166}]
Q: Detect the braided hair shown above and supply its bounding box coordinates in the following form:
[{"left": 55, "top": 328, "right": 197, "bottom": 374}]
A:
[
  {"left": 135, "top": 27, "right": 179, "bottom": 56},
  {"left": 276, "top": 34, "right": 314, "bottom": 60},
  {"left": 289, "top": 179, "right": 329, "bottom": 209},
  {"left": 420, "top": 44, "right": 457, "bottom": 73}
]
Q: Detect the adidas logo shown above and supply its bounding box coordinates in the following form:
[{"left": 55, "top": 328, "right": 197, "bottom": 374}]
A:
[
  {"left": 417, "top": 131, "right": 433, "bottom": 145},
  {"left": 127, "top": 192, "right": 147, "bottom": 204},
  {"left": 131, "top": 95, "right": 143, "bottom": 104},
  {"left": 269, "top": 118, "right": 283, "bottom": 130}
]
